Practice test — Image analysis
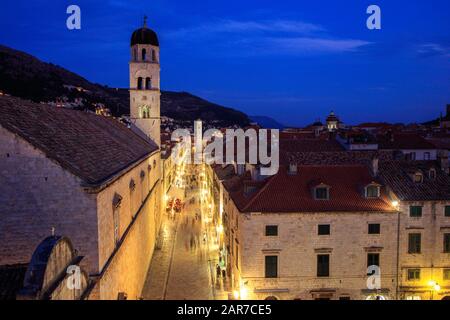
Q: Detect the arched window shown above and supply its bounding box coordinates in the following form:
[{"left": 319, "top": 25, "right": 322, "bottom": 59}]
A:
[
  {"left": 112, "top": 193, "right": 122, "bottom": 246},
  {"left": 145, "top": 77, "right": 151, "bottom": 90},
  {"left": 129, "top": 179, "right": 136, "bottom": 191},
  {"left": 142, "top": 106, "right": 150, "bottom": 119},
  {"left": 133, "top": 48, "right": 137, "bottom": 61},
  {"left": 142, "top": 48, "right": 147, "bottom": 61},
  {"left": 152, "top": 49, "right": 156, "bottom": 62},
  {"left": 137, "top": 77, "right": 143, "bottom": 90}
]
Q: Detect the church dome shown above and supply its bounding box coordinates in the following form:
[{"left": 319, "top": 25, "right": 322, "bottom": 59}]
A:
[
  {"left": 312, "top": 120, "right": 323, "bottom": 126},
  {"left": 130, "top": 18, "right": 159, "bottom": 47},
  {"left": 326, "top": 111, "right": 339, "bottom": 122}
]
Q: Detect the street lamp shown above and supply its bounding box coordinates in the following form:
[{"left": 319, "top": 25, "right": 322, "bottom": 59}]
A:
[
  {"left": 239, "top": 284, "right": 249, "bottom": 300},
  {"left": 231, "top": 283, "right": 249, "bottom": 300},
  {"left": 428, "top": 280, "right": 440, "bottom": 300},
  {"left": 238, "top": 280, "right": 250, "bottom": 300}
]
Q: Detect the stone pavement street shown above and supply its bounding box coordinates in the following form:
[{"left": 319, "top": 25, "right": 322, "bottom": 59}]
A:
[
  {"left": 142, "top": 185, "right": 224, "bottom": 300},
  {"left": 140, "top": 208, "right": 179, "bottom": 300}
]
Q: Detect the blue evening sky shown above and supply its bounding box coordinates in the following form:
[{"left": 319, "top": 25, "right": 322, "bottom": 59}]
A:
[{"left": 0, "top": 0, "right": 449, "bottom": 126}]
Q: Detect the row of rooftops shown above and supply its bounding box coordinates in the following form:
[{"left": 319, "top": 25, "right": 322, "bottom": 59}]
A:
[
  {"left": 285, "top": 126, "right": 447, "bottom": 151},
  {"left": 215, "top": 158, "right": 450, "bottom": 214},
  {"left": 285, "top": 105, "right": 450, "bottom": 150},
  {"left": 303, "top": 104, "right": 450, "bottom": 131},
  {"left": 212, "top": 126, "right": 450, "bottom": 213},
  {"left": 1, "top": 94, "right": 449, "bottom": 206}
]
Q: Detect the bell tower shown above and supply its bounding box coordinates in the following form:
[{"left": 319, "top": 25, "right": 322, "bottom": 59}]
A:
[{"left": 129, "top": 16, "right": 161, "bottom": 146}]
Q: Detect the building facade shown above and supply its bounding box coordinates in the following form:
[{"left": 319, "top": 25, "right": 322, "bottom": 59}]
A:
[
  {"left": 209, "top": 146, "right": 450, "bottom": 300},
  {"left": 380, "top": 161, "right": 450, "bottom": 300},
  {"left": 0, "top": 21, "right": 164, "bottom": 300},
  {"left": 219, "top": 163, "right": 398, "bottom": 300}
]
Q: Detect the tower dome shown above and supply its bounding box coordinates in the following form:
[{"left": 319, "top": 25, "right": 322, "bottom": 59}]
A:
[
  {"left": 326, "top": 111, "right": 340, "bottom": 131},
  {"left": 130, "top": 16, "right": 159, "bottom": 47},
  {"left": 326, "top": 111, "right": 339, "bottom": 123},
  {"left": 129, "top": 16, "right": 161, "bottom": 147}
]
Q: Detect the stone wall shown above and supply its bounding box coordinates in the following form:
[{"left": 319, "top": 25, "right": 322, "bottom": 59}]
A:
[
  {"left": 398, "top": 201, "right": 450, "bottom": 300},
  {"left": 93, "top": 152, "right": 162, "bottom": 300},
  {"left": 0, "top": 126, "right": 164, "bottom": 300},
  {"left": 0, "top": 126, "right": 99, "bottom": 273},
  {"left": 228, "top": 206, "right": 399, "bottom": 300},
  {"left": 51, "top": 270, "right": 89, "bottom": 300}
]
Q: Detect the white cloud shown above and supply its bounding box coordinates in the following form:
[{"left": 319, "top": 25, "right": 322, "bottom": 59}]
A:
[
  {"left": 416, "top": 43, "right": 450, "bottom": 58},
  {"left": 164, "top": 19, "right": 370, "bottom": 55},
  {"left": 211, "top": 19, "right": 324, "bottom": 34},
  {"left": 266, "top": 37, "right": 371, "bottom": 53},
  {"left": 166, "top": 19, "right": 324, "bottom": 39}
]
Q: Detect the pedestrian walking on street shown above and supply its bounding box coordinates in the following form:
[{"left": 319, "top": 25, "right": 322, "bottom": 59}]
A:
[
  {"left": 216, "top": 264, "right": 221, "bottom": 278},
  {"left": 190, "top": 234, "right": 195, "bottom": 250}
]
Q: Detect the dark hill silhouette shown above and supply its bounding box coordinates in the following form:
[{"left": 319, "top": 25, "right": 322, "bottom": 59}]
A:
[{"left": 0, "top": 45, "right": 250, "bottom": 127}]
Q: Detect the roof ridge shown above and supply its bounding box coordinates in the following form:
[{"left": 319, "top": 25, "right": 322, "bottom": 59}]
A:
[
  {"left": 0, "top": 95, "right": 158, "bottom": 187},
  {"left": 242, "top": 173, "right": 279, "bottom": 212}
]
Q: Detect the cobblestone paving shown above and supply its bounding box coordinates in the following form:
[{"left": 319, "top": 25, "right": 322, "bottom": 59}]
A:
[
  {"left": 141, "top": 211, "right": 178, "bottom": 300},
  {"left": 163, "top": 205, "right": 213, "bottom": 300},
  {"left": 142, "top": 187, "right": 221, "bottom": 300}
]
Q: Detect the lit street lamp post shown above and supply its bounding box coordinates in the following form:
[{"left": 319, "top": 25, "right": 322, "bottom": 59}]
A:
[{"left": 428, "top": 280, "right": 441, "bottom": 300}]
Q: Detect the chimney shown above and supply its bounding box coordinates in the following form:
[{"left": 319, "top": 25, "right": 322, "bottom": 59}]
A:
[
  {"left": 439, "top": 153, "right": 449, "bottom": 174},
  {"left": 372, "top": 157, "right": 379, "bottom": 177},
  {"left": 288, "top": 163, "right": 298, "bottom": 175}
]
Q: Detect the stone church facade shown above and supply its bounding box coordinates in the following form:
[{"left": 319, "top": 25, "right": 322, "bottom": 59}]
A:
[{"left": 0, "top": 21, "right": 164, "bottom": 300}]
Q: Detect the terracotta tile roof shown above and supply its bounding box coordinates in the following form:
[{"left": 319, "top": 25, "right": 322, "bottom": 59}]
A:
[
  {"left": 338, "top": 130, "right": 378, "bottom": 144},
  {"left": 427, "top": 138, "right": 450, "bottom": 150},
  {"left": 378, "top": 133, "right": 436, "bottom": 150},
  {"left": 356, "top": 122, "right": 394, "bottom": 129},
  {"left": 224, "top": 165, "right": 394, "bottom": 213},
  {"left": 379, "top": 161, "right": 450, "bottom": 201},
  {"left": 280, "top": 139, "right": 344, "bottom": 153},
  {"left": 283, "top": 150, "right": 394, "bottom": 166},
  {"left": 280, "top": 131, "right": 316, "bottom": 139},
  {"left": 0, "top": 96, "right": 158, "bottom": 186}
]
